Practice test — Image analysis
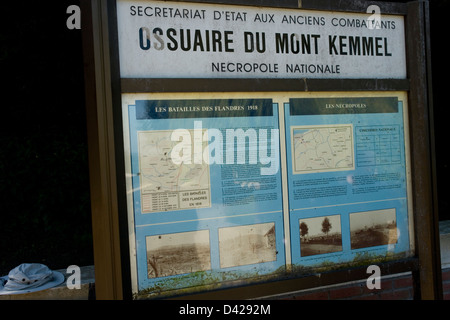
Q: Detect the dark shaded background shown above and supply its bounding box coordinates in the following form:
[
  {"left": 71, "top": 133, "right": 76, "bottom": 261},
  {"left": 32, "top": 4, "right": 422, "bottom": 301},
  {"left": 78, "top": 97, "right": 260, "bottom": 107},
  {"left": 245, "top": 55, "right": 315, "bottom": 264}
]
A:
[
  {"left": 0, "top": 1, "right": 92, "bottom": 274},
  {"left": 0, "top": 0, "right": 448, "bottom": 276}
]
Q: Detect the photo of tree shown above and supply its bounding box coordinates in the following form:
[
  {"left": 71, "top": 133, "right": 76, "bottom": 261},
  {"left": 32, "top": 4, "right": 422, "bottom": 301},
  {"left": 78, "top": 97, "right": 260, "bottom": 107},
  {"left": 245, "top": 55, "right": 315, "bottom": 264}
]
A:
[{"left": 299, "top": 215, "right": 343, "bottom": 257}]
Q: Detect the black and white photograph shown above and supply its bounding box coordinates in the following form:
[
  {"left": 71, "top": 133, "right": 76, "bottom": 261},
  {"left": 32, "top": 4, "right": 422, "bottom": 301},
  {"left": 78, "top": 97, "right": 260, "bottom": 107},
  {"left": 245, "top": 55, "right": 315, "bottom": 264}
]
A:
[
  {"left": 146, "top": 230, "right": 211, "bottom": 278},
  {"left": 350, "top": 208, "right": 398, "bottom": 249},
  {"left": 299, "top": 215, "right": 343, "bottom": 257},
  {"left": 219, "top": 223, "right": 277, "bottom": 268}
]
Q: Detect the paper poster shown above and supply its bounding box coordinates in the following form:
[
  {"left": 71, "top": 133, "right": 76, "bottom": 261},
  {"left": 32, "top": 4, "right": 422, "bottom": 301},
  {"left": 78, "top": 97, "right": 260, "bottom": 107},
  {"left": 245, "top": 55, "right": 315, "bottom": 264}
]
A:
[
  {"left": 123, "top": 95, "right": 285, "bottom": 296},
  {"left": 284, "top": 96, "right": 412, "bottom": 269},
  {"left": 122, "top": 92, "right": 413, "bottom": 297}
]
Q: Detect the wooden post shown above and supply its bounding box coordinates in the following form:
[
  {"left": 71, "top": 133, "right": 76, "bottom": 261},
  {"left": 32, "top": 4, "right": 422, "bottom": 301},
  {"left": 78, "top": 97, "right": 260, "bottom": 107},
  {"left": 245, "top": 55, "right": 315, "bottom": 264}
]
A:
[
  {"left": 81, "top": 0, "right": 123, "bottom": 300},
  {"left": 406, "top": 0, "right": 442, "bottom": 300}
]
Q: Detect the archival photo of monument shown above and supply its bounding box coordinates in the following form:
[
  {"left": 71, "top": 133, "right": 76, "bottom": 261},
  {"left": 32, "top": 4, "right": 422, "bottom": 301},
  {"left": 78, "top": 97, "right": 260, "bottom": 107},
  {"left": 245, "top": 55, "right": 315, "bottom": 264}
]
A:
[
  {"left": 145, "top": 230, "right": 211, "bottom": 279},
  {"left": 299, "top": 215, "right": 343, "bottom": 257},
  {"left": 350, "top": 208, "right": 398, "bottom": 250}
]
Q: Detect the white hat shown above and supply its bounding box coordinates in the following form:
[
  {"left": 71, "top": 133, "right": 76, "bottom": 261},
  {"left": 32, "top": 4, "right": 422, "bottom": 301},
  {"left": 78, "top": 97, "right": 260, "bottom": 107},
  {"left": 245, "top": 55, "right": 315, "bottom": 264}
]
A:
[{"left": 0, "top": 263, "right": 65, "bottom": 295}]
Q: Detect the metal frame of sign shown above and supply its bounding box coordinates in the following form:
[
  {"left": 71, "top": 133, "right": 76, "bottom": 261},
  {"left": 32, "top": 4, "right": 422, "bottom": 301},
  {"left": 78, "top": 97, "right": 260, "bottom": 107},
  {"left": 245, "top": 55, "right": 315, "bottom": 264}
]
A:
[{"left": 81, "top": 0, "right": 442, "bottom": 299}]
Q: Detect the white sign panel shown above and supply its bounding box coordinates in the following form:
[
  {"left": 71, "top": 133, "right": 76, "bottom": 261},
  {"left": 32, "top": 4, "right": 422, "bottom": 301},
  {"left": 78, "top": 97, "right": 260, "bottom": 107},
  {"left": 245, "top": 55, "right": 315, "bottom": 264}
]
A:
[{"left": 117, "top": 0, "right": 407, "bottom": 79}]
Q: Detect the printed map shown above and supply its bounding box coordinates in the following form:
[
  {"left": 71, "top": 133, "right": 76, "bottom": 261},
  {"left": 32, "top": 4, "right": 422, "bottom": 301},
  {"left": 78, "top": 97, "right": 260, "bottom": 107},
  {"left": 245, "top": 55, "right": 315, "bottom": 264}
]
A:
[
  {"left": 138, "top": 130, "right": 211, "bottom": 213},
  {"left": 292, "top": 125, "right": 354, "bottom": 174}
]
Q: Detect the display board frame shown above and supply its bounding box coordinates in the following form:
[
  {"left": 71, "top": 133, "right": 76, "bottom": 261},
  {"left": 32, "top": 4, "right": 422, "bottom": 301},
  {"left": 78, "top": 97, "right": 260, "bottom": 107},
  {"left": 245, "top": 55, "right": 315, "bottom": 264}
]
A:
[{"left": 81, "top": 0, "right": 442, "bottom": 299}]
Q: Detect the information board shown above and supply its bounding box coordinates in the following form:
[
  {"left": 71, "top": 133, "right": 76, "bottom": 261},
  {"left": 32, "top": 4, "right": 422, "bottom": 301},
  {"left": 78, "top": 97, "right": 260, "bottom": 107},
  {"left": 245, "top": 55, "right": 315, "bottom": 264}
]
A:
[
  {"left": 80, "top": 0, "right": 442, "bottom": 300},
  {"left": 122, "top": 92, "right": 413, "bottom": 297},
  {"left": 116, "top": 0, "right": 406, "bottom": 79},
  {"left": 284, "top": 93, "right": 413, "bottom": 271},
  {"left": 122, "top": 93, "right": 286, "bottom": 296}
]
